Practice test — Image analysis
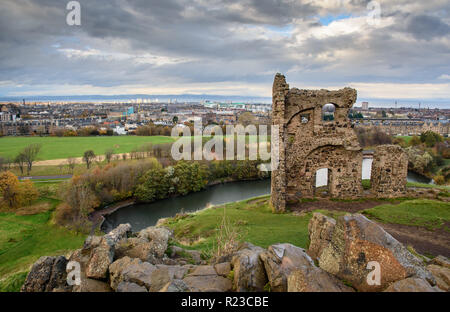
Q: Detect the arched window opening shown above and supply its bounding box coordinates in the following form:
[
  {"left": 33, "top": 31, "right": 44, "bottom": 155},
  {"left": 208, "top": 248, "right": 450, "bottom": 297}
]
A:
[{"left": 322, "top": 103, "right": 336, "bottom": 121}]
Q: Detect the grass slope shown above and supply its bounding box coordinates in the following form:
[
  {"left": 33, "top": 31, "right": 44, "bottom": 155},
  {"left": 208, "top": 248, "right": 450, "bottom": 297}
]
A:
[
  {"left": 0, "top": 195, "right": 86, "bottom": 291},
  {"left": 0, "top": 136, "right": 174, "bottom": 161},
  {"left": 363, "top": 199, "right": 450, "bottom": 231},
  {"left": 166, "top": 195, "right": 313, "bottom": 254}
]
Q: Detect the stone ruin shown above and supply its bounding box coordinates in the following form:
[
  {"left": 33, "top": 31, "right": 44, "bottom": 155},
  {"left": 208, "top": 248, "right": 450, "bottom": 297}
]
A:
[{"left": 270, "top": 74, "right": 408, "bottom": 212}]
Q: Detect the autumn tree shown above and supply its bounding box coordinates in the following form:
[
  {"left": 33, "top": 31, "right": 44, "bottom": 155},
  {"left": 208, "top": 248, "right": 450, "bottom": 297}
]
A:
[
  {"left": 238, "top": 112, "right": 257, "bottom": 127},
  {"left": 0, "top": 171, "right": 20, "bottom": 208},
  {"left": 83, "top": 150, "right": 96, "bottom": 169}
]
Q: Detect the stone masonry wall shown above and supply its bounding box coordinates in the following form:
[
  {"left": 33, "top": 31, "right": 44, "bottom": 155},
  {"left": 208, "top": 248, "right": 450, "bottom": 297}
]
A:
[
  {"left": 371, "top": 145, "right": 408, "bottom": 198},
  {"left": 271, "top": 74, "right": 408, "bottom": 212}
]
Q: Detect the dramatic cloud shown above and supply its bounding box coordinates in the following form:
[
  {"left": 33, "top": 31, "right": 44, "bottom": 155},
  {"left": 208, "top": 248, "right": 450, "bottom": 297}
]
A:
[{"left": 0, "top": 0, "right": 449, "bottom": 101}]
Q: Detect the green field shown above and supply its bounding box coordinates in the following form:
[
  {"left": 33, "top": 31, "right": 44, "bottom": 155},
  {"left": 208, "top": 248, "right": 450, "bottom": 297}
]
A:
[{"left": 0, "top": 136, "right": 175, "bottom": 161}]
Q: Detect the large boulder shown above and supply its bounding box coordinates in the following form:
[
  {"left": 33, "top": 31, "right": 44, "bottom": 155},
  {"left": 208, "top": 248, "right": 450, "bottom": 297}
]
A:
[
  {"left": 384, "top": 278, "right": 443, "bottom": 292},
  {"left": 114, "top": 237, "right": 159, "bottom": 264},
  {"left": 21, "top": 256, "right": 70, "bottom": 292},
  {"left": 260, "top": 243, "right": 315, "bottom": 292},
  {"left": 287, "top": 266, "right": 354, "bottom": 292},
  {"left": 231, "top": 243, "right": 267, "bottom": 292},
  {"left": 148, "top": 264, "right": 190, "bottom": 292},
  {"left": 160, "top": 279, "right": 190, "bottom": 292},
  {"left": 183, "top": 265, "right": 232, "bottom": 292},
  {"left": 430, "top": 255, "right": 450, "bottom": 269},
  {"left": 307, "top": 213, "right": 336, "bottom": 260},
  {"left": 109, "top": 256, "right": 145, "bottom": 290},
  {"left": 137, "top": 226, "right": 172, "bottom": 259},
  {"left": 85, "top": 224, "right": 131, "bottom": 280},
  {"left": 116, "top": 282, "right": 148, "bottom": 292},
  {"left": 318, "top": 214, "right": 435, "bottom": 291},
  {"left": 427, "top": 264, "right": 450, "bottom": 291}
]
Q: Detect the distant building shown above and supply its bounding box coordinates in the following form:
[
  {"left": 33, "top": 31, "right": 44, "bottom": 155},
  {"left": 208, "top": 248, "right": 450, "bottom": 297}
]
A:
[{"left": 362, "top": 102, "right": 369, "bottom": 110}]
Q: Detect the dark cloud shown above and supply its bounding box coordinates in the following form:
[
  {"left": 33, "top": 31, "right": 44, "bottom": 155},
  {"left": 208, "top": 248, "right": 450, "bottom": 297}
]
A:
[{"left": 0, "top": 0, "right": 449, "bottom": 97}]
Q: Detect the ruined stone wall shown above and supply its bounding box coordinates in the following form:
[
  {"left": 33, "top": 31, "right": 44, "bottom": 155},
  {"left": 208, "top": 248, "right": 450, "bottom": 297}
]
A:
[
  {"left": 371, "top": 145, "right": 408, "bottom": 198},
  {"left": 271, "top": 74, "right": 363, "bottom": 212},
  {"left": 271, "top": 74, "right": 410, "bottom": 212}
]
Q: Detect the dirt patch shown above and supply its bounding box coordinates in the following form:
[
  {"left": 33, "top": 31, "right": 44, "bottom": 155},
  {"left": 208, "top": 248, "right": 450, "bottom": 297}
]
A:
[
  {"left": 378, "top": 222, "right": 450, "bottom": 258},
  {"left": 289, "top": 199, "right": 394, "bottom": 214},
  {"left": 15, "top": 202, "right": 51, "bottom": 215},
  {"left": 289, "top": 199, "right": 450, "bottom": 258}
]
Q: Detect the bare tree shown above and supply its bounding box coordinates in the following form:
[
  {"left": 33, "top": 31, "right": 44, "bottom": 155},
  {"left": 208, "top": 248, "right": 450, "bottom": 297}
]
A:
[
  {"left": 14, "top": 153, "right": 27, "bottom": 175},
  {"left": 83, "top": 150, "right": 96, "bottom": 169},
  {"left": 105, "top": 148, "right": 115, "bottom": 163},
  {"left": 67, "top": 157, "right": 76, "bottom": 173},
  {"left": 22, "top": 144, "right": 42, "bottom": 175}
]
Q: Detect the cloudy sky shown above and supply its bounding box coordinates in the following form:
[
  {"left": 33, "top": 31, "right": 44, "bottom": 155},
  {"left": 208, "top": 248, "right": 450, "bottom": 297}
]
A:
[{"left": 0, "top": 0, "right": 449, "bottom": 102}]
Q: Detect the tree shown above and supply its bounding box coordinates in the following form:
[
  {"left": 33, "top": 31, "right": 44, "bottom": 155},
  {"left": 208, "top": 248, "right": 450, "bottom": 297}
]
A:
[
  {"left": 105, "top": 148, "right": 115, "bottom": 163},
  {"left": 381, "top": 111, "right": 387, "bottom": 118},
  {"left": 14, "top": 153, "right": 27, "bottom": 175},
  {"left": 409, "top": 136, "right": 421, "bottom": 146},
  {"left": 172, "top": 116, "right": 179, "bottom": 124},
  {"left": 238, "top": 112, "right": 257, "bottom": 127},
  {"left": 420, "top": 131, "right": 443, "bottom": 148},
  {"left": 22, "top": 144, "right": 42, "bottom": 175},
  {"left": 67, "top": 157, "right": 77, "bottom": 173},
  {"left": 0, "top": 171, "right": 20, "bottom": 208},
  {"left": 83, "top": 150, "right": 96, "bottom": 169}
]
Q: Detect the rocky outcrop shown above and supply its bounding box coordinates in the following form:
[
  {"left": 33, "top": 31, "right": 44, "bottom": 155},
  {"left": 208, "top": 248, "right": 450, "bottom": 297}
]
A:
[
  {"left": 183, "top": 266, "right": 232, "bottom": 292},
  {"left": 317, "top": 213, "right": 435, "bottom": 291},
  {"left": 260, "top": 243, "right": 315, "bottom": 292},
  {"left": 427, "top": 263, "right": 450, "bottom": 291},
  {"left": 85, "top": 223, "right": 132, "bottom": 279},
  {"left": 21, "top": 256, "right": 69, "bottom": 292},
  {"left": 22, "top": 218, "right": 442, "bottom": 293},
  {"left": 231, "top": 243, "right": 267, "bottom": 292},
  {"left": 307, "top": 213, "right": 336, "bottom": 260},
  {"left": 384, "top": 278, "right": 442, "bottom": 292},
  {"left": 287, "top": 266, "right": 354, "bottom": 292}
]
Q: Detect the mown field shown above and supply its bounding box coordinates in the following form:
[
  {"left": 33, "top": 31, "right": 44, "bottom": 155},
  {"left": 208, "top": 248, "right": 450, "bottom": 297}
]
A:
[{"left": 0, "top": 136, "right": 175, "bottom": 161}]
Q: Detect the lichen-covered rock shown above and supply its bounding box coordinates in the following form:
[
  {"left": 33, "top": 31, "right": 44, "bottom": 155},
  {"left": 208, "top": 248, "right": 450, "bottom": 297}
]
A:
[
  {"left": 384, "top": 278, "right": 443, "bottom": 292},
  {"left": 114, "top": 237, "right": 159, "bottom": 263},
  {"left": 287, "top": 266, "right": 354, "bottom": 292},
  {"left": 429, "top": 255, "right": 450, "bottom": 269},
  {"left": 231, "top": 243, "right": 267, "bottom": 292},
  {"left": 307, "top": 213, "right": 336, "bottom": 259},
  {"left": 319, "top": 214, "right": 435, "bottom": 292},
  {"left": 118, "top": 261, "right": 156, "bottom": 290},
  {"left": 427, "top": 264, "right": 450, "bottom": 291},
  {"left": 214, "top": 262, "right": 231, "bottom": 277},
  {"left": 137, "top": 226, "right": 172, "bottom": 259},
  {"left": 160, "top": 279, "right": 190, "bottom": 292},
  {"left": 148, "top": 264, "right": 190, "bottom": 292},
  {"left": 260, "top": 243, "right": 315, "bottom": 292},
  {"left": 21, "top": 256, "right": 70, "bottom": 292},
  {"left": 85, "top": 240, "right": 114, "bottom": 280},
  {"left": 183, "top": 265, "right": 232, "bottom": 292},
  {"left": 109, "top": 256, "right": 143, "bottom": 290},
  {"left": 116, "top": 282, "right": 148, "bottom": 292},
  {"left": 85, "top": 224, "right": 131, "bottom": 280}
]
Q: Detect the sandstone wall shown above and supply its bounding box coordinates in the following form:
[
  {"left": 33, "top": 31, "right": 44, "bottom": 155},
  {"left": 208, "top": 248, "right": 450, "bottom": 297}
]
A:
[{"left": 371, "top": 145, "right": 408, "bottom": 198}]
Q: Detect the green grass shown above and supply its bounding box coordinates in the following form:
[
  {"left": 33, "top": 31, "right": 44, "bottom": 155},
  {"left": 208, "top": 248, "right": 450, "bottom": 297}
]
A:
[
  {"left": 362, "top": 199, "right": 450, "bottom": 231},
  {"left": 407, "top": 181, "right": 450, "bottom": 191},
  {"left": 0, "top": 271, "right": 28, "bottom": 292},
  {"left": 0, "top": 202, "right": 86, "bottom": 284},
  {"left": 0, "top": 136, "right": 175, "bottom": 161},
  {"left": 165, "top": 195, "right": 313, "bottom": 253},
  {"left": 396, "top": 136, "right": 412, "bottom": 144}
]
